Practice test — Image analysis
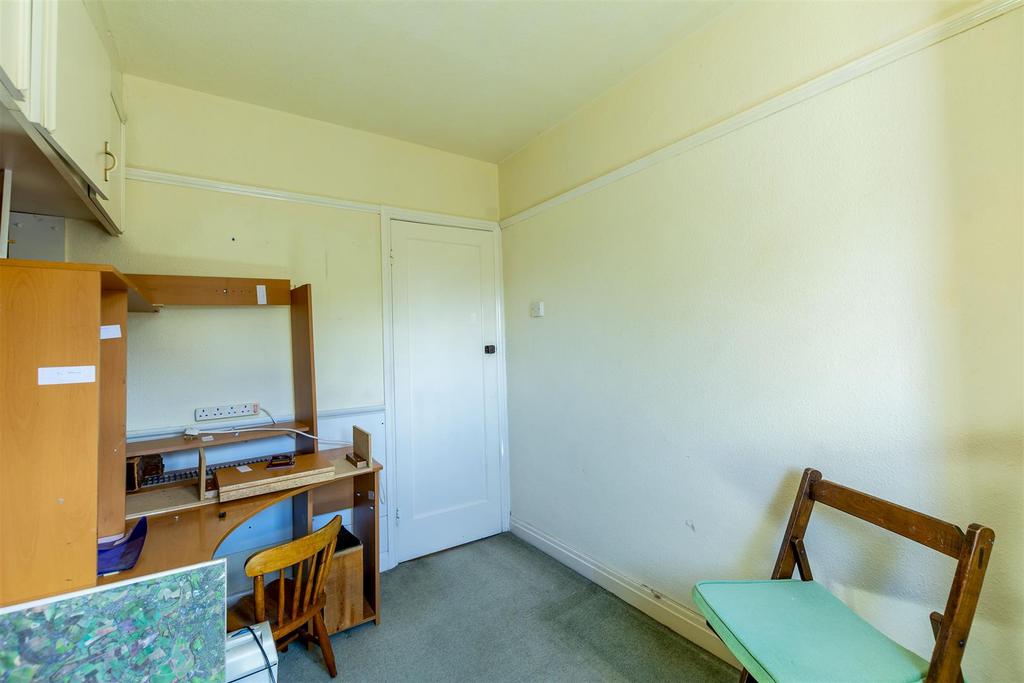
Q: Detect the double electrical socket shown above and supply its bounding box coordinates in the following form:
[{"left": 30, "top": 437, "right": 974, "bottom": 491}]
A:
[{"left": 194, "top": 402, "right": 259, "bottom": 422}]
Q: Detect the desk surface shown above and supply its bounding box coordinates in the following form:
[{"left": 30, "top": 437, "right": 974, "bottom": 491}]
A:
[{"left": 100, "top": 448, "right": 380, "bottom": 585}]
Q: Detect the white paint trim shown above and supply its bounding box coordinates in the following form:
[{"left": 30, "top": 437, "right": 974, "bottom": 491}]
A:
[
  {"left": 493, "top": 224, "right": 512, "bottom": 533},
  {"left": 510, "top": 516, "right": 741, "bottom": 669},
  {"left": 124, "top": 168, "right": 500, "bottom": 232},
  {"left": 499, "top": 0, "right": 1021, "bottom": 230},
  {"left": 381, "top": 205, "right": 499, "bottom": 233},
  {"left": 380, "top": 210, "right": 509, "bottom": 563},
  {"left": 126, "top": 167, "right": 381, "bottom": 214},
  {"left": 317, "top": 405, "right": 387, "bottom": 419},
  {"left": 379, "top": 207, "right": 400, "bottom": 571}
]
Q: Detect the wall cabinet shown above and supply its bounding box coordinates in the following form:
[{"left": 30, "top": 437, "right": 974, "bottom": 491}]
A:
[
  {"left": 90, "top": 95, "right": 125, "bottom": 230},
  {"left": 0, "top": 0, "right": 32, "bottom": 100},
  {"left": 36, "top": 0, "right": 113, "bottom": 199},
  {"left": 0, "top": 0, "right": 126, "bottom": 235}
]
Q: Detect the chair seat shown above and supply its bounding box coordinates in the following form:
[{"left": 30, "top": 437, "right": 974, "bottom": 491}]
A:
[
  {"left": 693, "top": 580, "right": 930, "bottom": 683},
  {"left": 227, "top": 578, "right": 301, "bottom": 635}
]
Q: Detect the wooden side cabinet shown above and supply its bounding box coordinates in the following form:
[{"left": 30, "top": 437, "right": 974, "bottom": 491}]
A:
[
  {"left": 0, "top": 259, "right": 152, "bottom": 606},
  {"left": 0, "top": 263, "right": 101, "bottom": 604}
]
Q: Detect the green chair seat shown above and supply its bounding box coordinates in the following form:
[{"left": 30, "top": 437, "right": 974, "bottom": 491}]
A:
[{"left": 693, "top": 580, "right": 930, "bottom": 683}]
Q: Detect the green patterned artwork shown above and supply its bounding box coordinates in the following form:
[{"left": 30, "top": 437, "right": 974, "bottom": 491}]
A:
[{"left": 0, "top": 559, "right": 226, "bottom": 683}]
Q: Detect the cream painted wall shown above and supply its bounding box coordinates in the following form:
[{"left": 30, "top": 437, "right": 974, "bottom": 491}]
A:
[
  {"left": 124, "top": 75, "right": 499, "bottom": 221},
  {"left": 68, "top": 182, "right": 382, "bottom": 431},
  {"left": 67, "top": 76, "right": 499, "bottom": 431},
  {"left": 498, "top": 0, "right": 974, "bottom": 218},
  {"left": 501, "top": 9, "right": 1022, "bottom": 682}
]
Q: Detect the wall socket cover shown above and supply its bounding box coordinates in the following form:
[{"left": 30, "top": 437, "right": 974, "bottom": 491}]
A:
[{"left": 195, "top": 402, "right": 259, "bottom": 421}]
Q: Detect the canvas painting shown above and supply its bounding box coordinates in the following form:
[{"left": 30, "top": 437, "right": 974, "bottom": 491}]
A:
[{"left": 0, "top": 559, "right": 226, "bottom": 682}]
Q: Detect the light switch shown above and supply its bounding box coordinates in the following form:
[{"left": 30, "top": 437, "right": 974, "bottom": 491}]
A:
[{"left": 530, "top": 301, "right": 545, "bottom": 318}]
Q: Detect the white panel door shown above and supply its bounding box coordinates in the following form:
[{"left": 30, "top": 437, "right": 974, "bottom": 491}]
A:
[{"left": 391, "top": 219, "right": 502, "bottom": 561}]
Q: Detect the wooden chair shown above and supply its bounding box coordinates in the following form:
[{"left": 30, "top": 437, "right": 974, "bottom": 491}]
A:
[
  {"left": 228, "top": 515, "right": 342, "bottom": 677},
  {"left": 693, "top": 468, "right": 994, "bottom": 683}
]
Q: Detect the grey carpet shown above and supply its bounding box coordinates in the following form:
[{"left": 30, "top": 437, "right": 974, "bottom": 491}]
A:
[{"left": 279, "top": 532, "right": 736, "bottom": 682}]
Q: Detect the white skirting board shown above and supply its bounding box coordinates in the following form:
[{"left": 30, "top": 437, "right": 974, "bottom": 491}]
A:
[{"left": 510, "top": 516, "right": 741, "bottom": 669}]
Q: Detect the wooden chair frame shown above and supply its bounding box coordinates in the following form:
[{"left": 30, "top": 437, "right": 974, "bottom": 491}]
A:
[
  {"left": 231, "top": 515, "right": 342, "bottom": 677},
  {"left": 734, "top": 468, "right": 994, "bottom": 683}
]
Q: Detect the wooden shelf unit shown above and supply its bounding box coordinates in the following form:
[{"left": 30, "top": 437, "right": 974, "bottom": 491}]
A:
[
  {"left": 114, "top": 271, "right": 327, "bottom": 517},
  {"left": 124, "top": 421, "right": 311, "bottom": 518},
  {"left": 1, "top": 262, "right": 380, "bottom": 628}
]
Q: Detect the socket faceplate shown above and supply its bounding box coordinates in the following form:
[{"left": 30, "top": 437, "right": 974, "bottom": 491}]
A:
[{"left": 194, "top": 402, "right": 259, "bottom": 421}]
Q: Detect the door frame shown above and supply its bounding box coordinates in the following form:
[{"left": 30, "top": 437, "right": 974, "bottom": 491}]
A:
[{"left": 379, "top": 206, "right": 510, "bottom": 569}]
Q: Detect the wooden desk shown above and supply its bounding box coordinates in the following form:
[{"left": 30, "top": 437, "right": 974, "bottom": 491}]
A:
[{"left": 101, "top": 449, "right": 382, "bottom": 631}]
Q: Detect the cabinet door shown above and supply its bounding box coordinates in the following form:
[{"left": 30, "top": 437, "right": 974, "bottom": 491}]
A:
[
  {"left": 91, "top": 95, "right": 125, "bottom": 231},
  {"left": 0, "top": 265, "right": 100, "bottom": 606},
  {"left": 0, "top": 0, "right": 32, "bottom": 99},
  {"left": 37, "top": 0, "right": 111, "bottom": 196}
]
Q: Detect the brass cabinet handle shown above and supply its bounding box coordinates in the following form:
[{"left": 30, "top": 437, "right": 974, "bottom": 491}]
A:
[{"left": 103, "top": 142, "right": 118, "bottom": 182}]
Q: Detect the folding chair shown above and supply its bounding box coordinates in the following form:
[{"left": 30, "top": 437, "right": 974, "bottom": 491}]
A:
[{"left": 693, "top": 468, "right": 994, "bottom": 683}]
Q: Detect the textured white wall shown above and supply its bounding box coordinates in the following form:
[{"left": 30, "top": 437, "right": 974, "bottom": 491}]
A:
[{"left": 502, "top": 12, "right": 1022, "bottom": 680}]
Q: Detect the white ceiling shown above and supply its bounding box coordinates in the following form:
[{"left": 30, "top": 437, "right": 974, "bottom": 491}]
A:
[{"left": 101, "top": 1, "right": 727, "bottom": 162}]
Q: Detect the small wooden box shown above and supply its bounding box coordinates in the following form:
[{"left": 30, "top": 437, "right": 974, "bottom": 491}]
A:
[{"left": 324, "top": 525, "right": 364, "bottom": 633}]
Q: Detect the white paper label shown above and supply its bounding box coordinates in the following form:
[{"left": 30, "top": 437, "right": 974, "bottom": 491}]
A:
[
  {"left": 236, "top": 465, "right": 253, "bottom": 473},
  {"left": 100, "top": 324, "right": 122, "bottom": 340},
  {"left": 256, "top": 284, "right": 267, "bottom": 305},
  {"left": 38, "top": 365, "right": 96, "bottom": 385},
  {"left": 201, "top": 435, "right": 214, "bottom": 442}
]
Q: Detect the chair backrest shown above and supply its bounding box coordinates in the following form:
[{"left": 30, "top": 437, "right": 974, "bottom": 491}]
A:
[
  {"left": 244, "top": 515, "right": 341, "bottom": 634},
  {"left": 772, "top": 468, "right": 994, "bottom": 683}
]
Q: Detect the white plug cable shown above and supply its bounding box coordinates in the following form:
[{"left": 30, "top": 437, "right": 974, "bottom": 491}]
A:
[{"left": 185, "top": 423, "right": 351, "bottom": 445}]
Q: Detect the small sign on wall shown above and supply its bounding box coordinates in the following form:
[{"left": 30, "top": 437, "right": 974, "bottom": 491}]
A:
[{"left": 37, "top": 366, "right": 96, "bottom": 385}]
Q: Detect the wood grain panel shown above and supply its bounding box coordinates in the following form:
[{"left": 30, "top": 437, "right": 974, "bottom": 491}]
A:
[
  {"left": 312, "top": 478, "right": 355, "bottom": 516},
  {"left": 352, "top": 469, "right": 380, "bottom": 622},
  {"left": 289, "top": 285, "right": 317, "bottom": 454},
  {"left": 812, "top": 479, "right": 964, "bottom": 558},
  {"left": 216, "top": 453, "right": 336, "bottom": 502},
  {"left": 126, "top": 273, "right": 291, "bottom": 306},
  {"left": 0, "top": 265, "right": 100, "bottom": 605},
  {"left": 324, "top": 533, "right": 364, "bottom": 633},
  {"left": 0, "top": 259, "right": 156, "bottom": 312},
  {"left": 97, "top": 289, "right": 127, "bottom": 540}
]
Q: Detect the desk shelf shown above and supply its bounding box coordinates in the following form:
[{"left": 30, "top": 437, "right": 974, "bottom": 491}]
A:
[
  {"left": 126, "top": 421, "right": 310, "bottom": 458},
  {"left": 125, "top": 448, "right": 370, "bottom": 520},
  {"left": 126, "top": 484, "right": 217, "bottom": 519},
  {"left": 126, "top": 421, "right": 313, "bottom": 512}
]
